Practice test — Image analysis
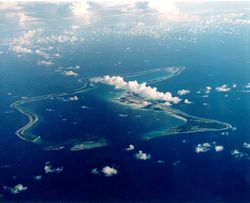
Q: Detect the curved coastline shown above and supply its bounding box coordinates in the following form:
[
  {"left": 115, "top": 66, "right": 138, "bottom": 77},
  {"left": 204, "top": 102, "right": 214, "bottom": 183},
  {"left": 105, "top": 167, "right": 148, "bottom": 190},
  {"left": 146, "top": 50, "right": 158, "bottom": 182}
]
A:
[
  {"left": 10, "top": 67, "right": 232, "bottom": 149},
  {"left": 10, "top": 81, "right": 93, "bottom": 144},
  {"left": 114, "top": 94, "right": 232, "bottom": 140}
]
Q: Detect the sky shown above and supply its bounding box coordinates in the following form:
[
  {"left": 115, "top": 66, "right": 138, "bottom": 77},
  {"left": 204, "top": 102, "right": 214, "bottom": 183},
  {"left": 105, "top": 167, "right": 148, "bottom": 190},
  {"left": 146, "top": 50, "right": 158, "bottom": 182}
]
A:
[
  {"left": 1, "top": 1, "right": 250, "bottom": 29},
  {"left": 0, "top": 0, "right": 250, "bottom": 67}
]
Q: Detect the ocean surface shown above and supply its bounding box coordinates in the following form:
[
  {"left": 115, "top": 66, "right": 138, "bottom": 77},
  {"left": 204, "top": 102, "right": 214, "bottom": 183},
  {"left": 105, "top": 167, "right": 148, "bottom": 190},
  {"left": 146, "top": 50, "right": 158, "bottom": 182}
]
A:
[{"left": 0, "top": 30, "right": 250, "bottom": 201}]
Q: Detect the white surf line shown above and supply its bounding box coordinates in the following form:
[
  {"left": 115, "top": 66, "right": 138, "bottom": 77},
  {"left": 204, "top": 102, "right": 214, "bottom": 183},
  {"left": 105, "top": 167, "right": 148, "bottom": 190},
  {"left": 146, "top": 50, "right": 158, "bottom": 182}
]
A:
[
  {"left": 15, "top": 107, "right": 39, "bottom": 142},
  {"left": 10, "top": 83, "right": 92, "bottom": 143},
  {"left": 124, "top": 66, "right": 186, "bottom": 85}
]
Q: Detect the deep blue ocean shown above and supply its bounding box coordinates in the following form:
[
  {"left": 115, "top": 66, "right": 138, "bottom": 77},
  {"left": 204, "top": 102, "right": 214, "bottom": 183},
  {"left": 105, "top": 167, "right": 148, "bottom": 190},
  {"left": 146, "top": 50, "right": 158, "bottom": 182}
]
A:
[{"left": 0, "top": 29, "right": 250, "bottom": 201}]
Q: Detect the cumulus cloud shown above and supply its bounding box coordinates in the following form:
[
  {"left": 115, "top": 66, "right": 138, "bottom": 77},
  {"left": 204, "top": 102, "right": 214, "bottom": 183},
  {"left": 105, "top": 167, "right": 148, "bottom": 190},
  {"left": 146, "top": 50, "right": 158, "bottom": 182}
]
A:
[
  {"left": 184, "top": 99, "right": 192, "bottom": 104},
  {"left": 195, "top": 143, "right": 212, "bottom": 153},
  {"left": 2, "top": 1, "right": 249, "bottom": 43},
  {"left": 215, "top": 145, "right": 224, "bottom": 152},
  {"left": 50, "top": 34, "right": 78, "bottom": 43},
  {"left": 9, "top": 30, "right": 37, "bottom": 55},
  {"left": 69, "top": 96, "right": 79, "bottom": 101},
  {"left": 177, "top": 89, "right": 190, "bottom": 96},
  {"left": 59, "top": 65, "right": 80, "bottom": 70},
  {"left": 58, "top": 96, "right": 79, "bottom": 102},
  {"left": 0, "top": 2, "right": 21, "bottom": 10},
  {"left": 245, "top": 83, "right": 250, "bottom": 89},
  {"left": 119, "top": 113, "right": 128, "bottom": 117},
  {"left": 125, "top": 144, "right": 135, "bottom": 151},
  {"left": 231, "top": 149, "right": 247, "bottom": 159},
  {"left": 11, "top": 46, "right": 32, "bottom": 54},
  {"left": 91, "top": 76, "right": 180, "bottom": 104},
  {"left": 18, "top": 13, "right": 37, "bottom": 25},
  {"left": 81, "top": 105, "right": 89, "bottom": 109},
  {"left": 221, "top": 131, "right": 229, "bottom": 136},
  {"left": 72, "top": 25, "right": 80, "bottom": 30},
  {"left": 232, "top": 127, "right": 237, "bottom": 131},
  {"left": 195, "top": 142, "right": 224, "bottom": 153},
  {"left": 44, "top": 162, "right": 63, "bottom": 174},
  {"left": 62, "top": 70, "right": 78, "bottom": 76},
  {"left": 102, "top": 166, "right": 118, "bottom": 177},
  {"left": 35, "top": 49, "right": 50, "bottom": 58},
  {"left": 148, "top": 1, "right": 199, "bottom": 23},
  {"left": 0, "top": 2, "right": 39, "bottom": 26},
  {"left": 91, "top": 168, "right": 100, "bottom": 175},
  {"left": 204, "top": 86, "right": 212, "bottom": 94},
  {"left": 232, "top": 83, "right": 237, "bottom": 88},
  {"left": 8, "top": 27, "right": 81, "bottom": 62},
  {"left": 157, "top": 160, "right": 165, "bottom": 164},
  {"left": 216, "top": 84, "right": 231, "bottom": 92},
  {"left": 243, "top": 142, "right": 250, "bottom": 149},
  {"left": 69, "top": 1, "right": 91, "bottom": 23},
  {"left": 38, "top": 60, "right": 54, "bottom": 66},
  {"left": 3, "top": 184, "right": 27, "bottom": 194},
  {"left": 135, "top": 150, "right": 151, "bottom": 160},
  {"left": 33, "top": 175, "right": 42, "bottom": 181}
]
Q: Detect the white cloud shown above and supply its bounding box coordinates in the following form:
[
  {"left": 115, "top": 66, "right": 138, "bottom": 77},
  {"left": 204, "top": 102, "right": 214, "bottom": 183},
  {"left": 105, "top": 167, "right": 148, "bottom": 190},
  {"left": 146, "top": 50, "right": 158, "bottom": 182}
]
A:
[
  {"left": 221, "top": 131, "right": 229, "bottom": 136},
  {"left": 102, "top": 166, "right": 118, "bottom": 177},
  {"left": 69, "top": 1, "right": 91, "bottom": 23},
  {"left": 232, "top": 127, "right": 237, "bottom": 131},
  {"left": 33, "top": 175, "right": 42, "bottom": 181},
  {"left": 69, "top": 96, "right": 79, "bottom": 101},
  {"left": 135, "top": 150, "right": 151, "bottom": 160},
  {"left": 195, "top": 143, "right": 211, "bottom": 153},
  {"left": 81, "top": 105, "right": 89, "bottom": 109},
  {"left": 195, "top": 142, "right": 225, "bottom": 153},
  {"left": 91, "top": 168, "right": 100, "bottom": 175},
  {"left": 50, "top": 34, "right": 78, "bottom": 43},
  {"left": 3, "top": 184, "right": 27, "bottom": 194},
  {"left": 157, "top": 160, "right": 165, "bottom": 164},
  {"left": 177, "top": 89, "right": 190, "bottom": 96},
  {"left": 184, "top": 99, "right": 192, "bottom": 104},
  {"left": 9, "top": 30, "right": 38, "bottom": 54},
  {"left": 119, "top": 113, "right": 128, "bottom": 117},
  {"left": 72, "top": 25, "right": 80, "bottom": 30},
  {"left": 2, "top": 1, "right": 249, "bottom": 43},
  {"left": 215, "top": 145, "right": 224, "bottom": 152},
  {"left": 216, "top": 84, "right": 231, "bottom": 92},
  {"left": 91, "top": 76, "right": 180, "bottom": 104},
  {"left": 204, "top": 86, "right": 212, "bottom": 94},
  {"left": 231, "top": 149, "right": 247, "bottom": 159},
  {"left": 44, "top": 162, "right": 63, "bottom": 174},
  {"left": 18, "top": 13, "right": 37, "bottom": 25},
  {"left": 0, "top": 3, "right": 35, "bottom": 27},
  {"left": 245, "top": 83, "right": 250, "bottom": 88},
  {"left": 147, "top": 1, "right": 199, "bottom": 23},
  {"left": 243, "top": 142, "right": 250, "bottom": 149},
  {"left": 35, "top": 50, "right": 50, "bottom": 58},
  {"left": 59, "top": 65, "right": 80, "bottom": 70},
  {"left": 38, "top": 60, "right": 54, "bottom": 66},
  {"left": 11, "top": 184, "right": 27, "bottom": 194},
  {"left": 125, "top": 144, "right": 135, "bottom": 151},
  {"left": 232, "top": 83, "right": 237, "bottom": 88},
  {"left": 0, "top": 2, "right": 21, "bottom": 10},
  {"left": 11, "top": 46, "right": 33, "bottom": 54},
  {"left": 62, "top": 70, "right": 78, "bottom": 76}
]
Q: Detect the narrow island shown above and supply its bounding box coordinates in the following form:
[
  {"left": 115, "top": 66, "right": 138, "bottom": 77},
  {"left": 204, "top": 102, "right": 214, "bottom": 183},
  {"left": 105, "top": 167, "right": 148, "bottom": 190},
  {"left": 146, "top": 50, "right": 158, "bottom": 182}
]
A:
[{"left": 10, "top": 66, "right": 232, "bottom": 150}]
